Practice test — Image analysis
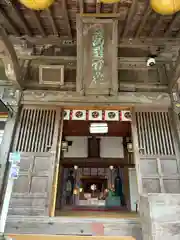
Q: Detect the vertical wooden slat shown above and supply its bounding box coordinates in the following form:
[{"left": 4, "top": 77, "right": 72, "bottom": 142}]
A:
[
  {"left": 145, "top": 112, "right": 153, "bottom": 155},
  {"left": 32, "top": 109, "right": 40, "bottom": 152},
  {"left": 27, "top": 109, "right": 36, "bottom": 152},
  {"left": 15, "top": 109, "right": 25, "bottom": 151},
  {"left": 165, "top": 112, "right": 174, "bottom": 155},
  {"left": 161, "top": 112, "right": 170, "bottom": 155},
  {"left": 37, "top": 109, "right": 46, "bottom": 152},
  {"left": 148, "top": 112, "right": 156, "bottom": 155},
  {"left": 24, "top": 109, "right": 33, "bottom": 152},
  {"left": 49, "top": 110, "right": 56, "bottom": 148},
  {"left": 45, "top": 110, "right": 53, "bottom": 152},
  {"left": 157, "top": 112, "right": 167, "bottom": 155},
  {"left": 143, "top": 112, "right": 150, "bottom": 154},
  {"left": 136, "top": 113, "right": 142, "bottom": 150},
  {"left": 154, "top": 112, "right": 163, "bottom": 155},
  {"left": 41, "top": 110, "right": 48, "bottom": 152},
  {"left": 139, "top": 112, "right": 146, "bottom": 154},
  {"left": 34, "top": 109, "right": 43, "bottom": 152},
  {"left": 21, "top": 109, "right": 30, "bottom": 152},
  {"left": 136, "top": 110, "right": 175, "bottom": 156},
  {"left": 14, "top": 106, "right": 61, "bottom": 153},
  {"left": 151, "top": 112, "right": 159, "bottom": 155}
]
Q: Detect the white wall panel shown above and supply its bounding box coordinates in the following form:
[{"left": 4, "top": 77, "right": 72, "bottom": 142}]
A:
[
  {"left": 64, "top": 136, "right": 88, "bottom": 158},
  {"left": 100, "top": 137, "right": 124, "bottom": 158}
]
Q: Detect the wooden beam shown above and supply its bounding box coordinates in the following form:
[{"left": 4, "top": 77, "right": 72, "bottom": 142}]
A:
[
  {"left": 149, "top": 16, "right": 163, "bottom": 37},
  {"left": 0, "top": 27, "right": 21, "bottom": 88},
  {"left": 8, "top": 1, "right": 32, "bottom": 36},
  {"left": 24, "top": 81, "right": 76, "bottom": 91},
  {"left": 62, "top": 0, "right": 72, "bottom": 39},
  {"left": 46, "top": 8, "right": 59, "bottom": 36},
  {"left": 134, "top": 6, "right": 152, "bottom": 38},
  {"left": 122, "top": 0, "right": 138, "bottom": 38},
  {"left": 10, "top": 54, "right": 172, "bottom": 64},
  {"left": 0, "top": 9, "right": 20, "bottom": 36},
  {"left": 81, "top": 13, "right": 121, "bottom": 18},
  {"left": 22, "top": 90, "right": 171, "bottom": 107},
  {"left": 164, "top": 13, "right": 179, "bottom": 37},
  {"left": 23, "top": 81, "right": 167, "bottom": 92},
  {"left": 8, "top": 35, "right": 180, "bottom": 47},
  {"left": 30, "top": 11, "right": 46, "bottom": 37}
]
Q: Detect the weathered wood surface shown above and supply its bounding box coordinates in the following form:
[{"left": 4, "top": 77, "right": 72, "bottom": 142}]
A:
[
  {"left": 22, "top": 90, "right": 171, "bottom": 107},
  {"left": 0, "top": 28, "right": 21, "bottom": 88},
  {"left": 9, "top": 106, "right": 62, "bottom": 216},
  {"left": 140, "top": 194, "right": 180, "bottom": 240},
  {"left": 132, "top": 109, "right": 180, "bottom": 195},
  {"left": 9, "top": 153, "right": 55, "bottom": 216},
  {"left": 5, "top": 216, "right": 142, "bottom": 239}
]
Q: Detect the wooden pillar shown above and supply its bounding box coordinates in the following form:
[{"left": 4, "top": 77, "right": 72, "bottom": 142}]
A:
[
  {"left": 131, "top": 108, "right": 143, "bottom": 194},
  {"left": 0, "top": 87, "right": 21, "bottom": 200},
  {"left": 50, "top": 109, "right": 64, "bottom": 217}
]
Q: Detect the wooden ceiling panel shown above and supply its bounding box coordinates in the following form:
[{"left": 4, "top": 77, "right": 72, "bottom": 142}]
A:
[
  {"left": 63, "top": 120, "right": 131, "bottom": 137},
  {"left": 0, "top": 0, "right": 180, "bottom": 41}
]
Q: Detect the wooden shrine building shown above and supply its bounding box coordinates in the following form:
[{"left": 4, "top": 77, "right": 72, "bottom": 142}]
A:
[{"left": 0, "top": 1, "right": 180, "bottom": 240}]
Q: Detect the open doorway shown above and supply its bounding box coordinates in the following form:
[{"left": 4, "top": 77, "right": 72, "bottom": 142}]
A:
[{"left": 55, "top": 113, "right": 139, "bottom": 218}]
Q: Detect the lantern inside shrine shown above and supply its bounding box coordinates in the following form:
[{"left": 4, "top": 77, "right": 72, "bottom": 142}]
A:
[
  {"left": 19, "top": 0, "right": 54, "bottom": 10},
  {"left": 151, "top": 0, "right": 180, "bottom": 15}
]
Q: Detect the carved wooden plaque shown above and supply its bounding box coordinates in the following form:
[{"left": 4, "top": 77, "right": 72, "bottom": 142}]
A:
[{"left": 76, "top": 16, "right": 118, "bottom": 95}]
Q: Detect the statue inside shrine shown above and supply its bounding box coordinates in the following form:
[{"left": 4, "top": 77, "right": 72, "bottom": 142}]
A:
[
  {"left": 114, "top": 168, "right": 126, "bottom": 206},
  {"left": 65, "top": 170, "right": 75, "bottom": 205}
]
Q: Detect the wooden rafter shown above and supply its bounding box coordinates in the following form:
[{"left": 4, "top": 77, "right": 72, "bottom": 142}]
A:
[
  {"left": 62, "top": 0, "right": 72, "bottom": 39},
  {"left": 164, "top": 13, "right": 179, "bottom": 37},
  {"left": 134, "top": 6, "right": 152, "bottom": 38},
  {"left": 46, "top": 8, "right": 59, "bottom": 36},
  {"left": 0, "top": 8, "right": 20, "bottom": 36},
  {"left": 122, "top": 0, "right": 138, "bottom": 38},
  {"left": 149, "top": 16, "right": 163, "bottom": 37},
  {"left": 0, "top": 27, "right": 21, "bottom": 88},
  {"left": 30, "top": 11, "right": 46, "bottom": 37},
  {"left": 7, "top": 0, "right": 32, "bottom": 36}
]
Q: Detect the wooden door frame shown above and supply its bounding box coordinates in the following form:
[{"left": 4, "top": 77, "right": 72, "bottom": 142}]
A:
[
  {"left": 50, "top": 105, "right": 134, "bottom": 217},
  {"left": 49, "top": 108, "right": 64, "bottom": 217}
]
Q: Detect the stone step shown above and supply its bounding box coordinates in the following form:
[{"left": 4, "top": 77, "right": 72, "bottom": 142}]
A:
[{"left": 5, "top": 216, "right": 142, "bottom": 240}]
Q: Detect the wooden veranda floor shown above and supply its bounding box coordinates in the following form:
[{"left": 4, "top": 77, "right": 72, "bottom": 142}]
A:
[{"left": 56, "top": 209, "right": 139, "bottom": 218}]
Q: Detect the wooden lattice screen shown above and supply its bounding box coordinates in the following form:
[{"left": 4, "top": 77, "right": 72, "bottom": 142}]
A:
[
  {"left": 134, "top": 110, "right": 180, "bottom": 194},
  {"left": 136, "top": 111, "right": 175, "bottom": 156},
  {"left": 15, "top": 106, "right": 57, "bottom": 152}
]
